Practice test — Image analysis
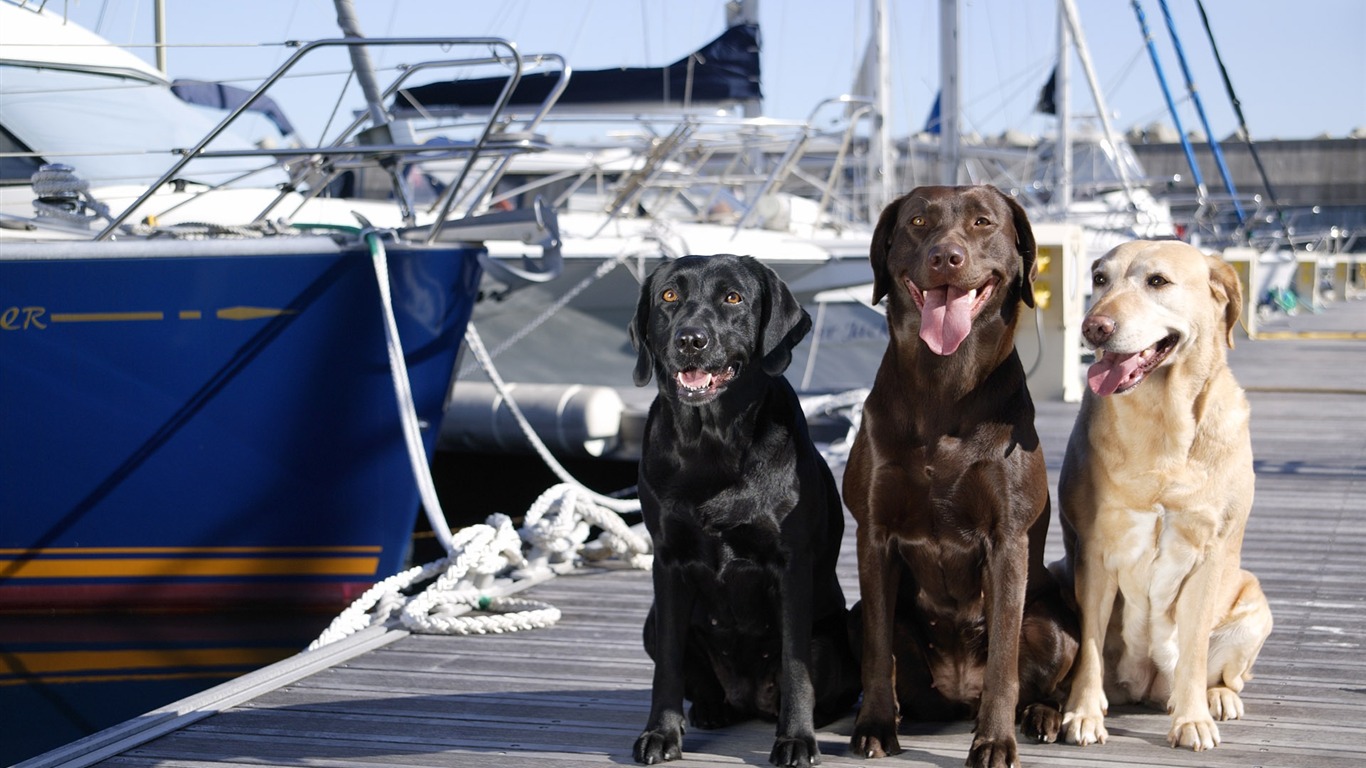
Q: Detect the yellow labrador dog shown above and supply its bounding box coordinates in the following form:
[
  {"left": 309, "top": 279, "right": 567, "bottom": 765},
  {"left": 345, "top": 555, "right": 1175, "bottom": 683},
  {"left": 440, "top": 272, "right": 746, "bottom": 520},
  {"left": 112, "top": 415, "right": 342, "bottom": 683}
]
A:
[{"left": 1058, "top": 240, "right": 1272, "bottom": 752}]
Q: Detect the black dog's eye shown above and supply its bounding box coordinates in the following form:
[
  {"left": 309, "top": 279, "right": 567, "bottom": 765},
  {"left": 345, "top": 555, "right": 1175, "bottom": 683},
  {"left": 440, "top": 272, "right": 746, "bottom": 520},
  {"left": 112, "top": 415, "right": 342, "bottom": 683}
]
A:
[
  {"left": 1147, "top": 274, "right": 1170, "bottom": 288},
  {"left": 910, "top": 215, "right": 926, "bottom": 227},
  {"left": 662, "top": 288, "right": 678, "bottom": 302},
  {"left": 724, "top": 291, "right": 742, "bottom": 305}
]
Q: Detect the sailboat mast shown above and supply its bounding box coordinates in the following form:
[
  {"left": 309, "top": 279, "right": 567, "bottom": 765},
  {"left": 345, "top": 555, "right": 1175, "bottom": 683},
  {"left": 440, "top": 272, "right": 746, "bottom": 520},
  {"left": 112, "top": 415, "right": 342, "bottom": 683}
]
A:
[
  {"left": 871, "top": 0, "right": 897, "bottom": 209},
  {"left": 728, "top": 0, "right": 762, "bottom": 117},
  {"left": 1059, "top": 0, "right": 1139, "bottom": 213},
  {"left": 938, "top": 0, "right": 961, "bottom": 185},
  {"left": 333, "top": 0, "right": 416, "bottom": 226},
  {"left": 1055, "top": 2, "right": 1072, "bottom": 215},
  {"left": 153, "top": 0, "right": 167, "bottom": 73}
]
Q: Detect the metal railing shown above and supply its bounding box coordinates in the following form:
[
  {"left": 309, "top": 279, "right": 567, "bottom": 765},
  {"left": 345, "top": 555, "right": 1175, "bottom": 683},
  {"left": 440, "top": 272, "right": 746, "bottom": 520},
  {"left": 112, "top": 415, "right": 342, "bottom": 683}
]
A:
[{"left": 94, "top": 36, "right": 566, "bottom": 242}]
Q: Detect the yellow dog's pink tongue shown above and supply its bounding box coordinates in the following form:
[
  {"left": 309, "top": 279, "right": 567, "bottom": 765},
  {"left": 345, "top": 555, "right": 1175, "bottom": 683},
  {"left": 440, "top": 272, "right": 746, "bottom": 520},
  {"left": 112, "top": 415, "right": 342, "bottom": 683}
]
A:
[
  {"left": 920, "top": 285, "right": 974, "bottom": 356},
  {"left": 1087, "top": 351, "right": 1143, "bottom": 396}
]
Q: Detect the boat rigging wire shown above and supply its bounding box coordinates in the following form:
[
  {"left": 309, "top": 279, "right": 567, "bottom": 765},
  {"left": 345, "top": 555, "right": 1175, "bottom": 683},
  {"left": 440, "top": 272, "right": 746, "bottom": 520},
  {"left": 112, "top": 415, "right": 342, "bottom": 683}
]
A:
[
  {"left": 1154, "top": 0, "right": 1246, "bottom": 227},
  {"left": 1192, "top": 0, "right": 1289, "bottom": 243}
]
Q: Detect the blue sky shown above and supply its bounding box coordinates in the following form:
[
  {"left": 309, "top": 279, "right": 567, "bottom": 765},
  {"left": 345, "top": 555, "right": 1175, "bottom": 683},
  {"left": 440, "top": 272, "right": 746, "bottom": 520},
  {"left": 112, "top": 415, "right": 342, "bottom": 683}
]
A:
[{"left": 57, "top": 0, "right": 1366, "bottom": 143}]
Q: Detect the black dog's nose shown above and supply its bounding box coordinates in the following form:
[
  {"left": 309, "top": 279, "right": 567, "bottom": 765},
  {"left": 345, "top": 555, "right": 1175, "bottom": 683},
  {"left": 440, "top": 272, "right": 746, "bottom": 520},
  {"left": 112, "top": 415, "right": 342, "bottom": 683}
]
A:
[
  {"left": 675, "top": 326, "right": 709, "bottom": 353},
  {"left": 927, "top": 242, "right": 967, "bottom": 274}
]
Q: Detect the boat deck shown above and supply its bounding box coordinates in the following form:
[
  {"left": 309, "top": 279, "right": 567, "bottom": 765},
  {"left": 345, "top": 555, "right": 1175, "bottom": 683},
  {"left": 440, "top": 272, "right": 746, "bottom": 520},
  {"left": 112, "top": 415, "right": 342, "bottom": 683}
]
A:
[{"left": 27, "top": 298, "right": 1366, "bottom": 768}]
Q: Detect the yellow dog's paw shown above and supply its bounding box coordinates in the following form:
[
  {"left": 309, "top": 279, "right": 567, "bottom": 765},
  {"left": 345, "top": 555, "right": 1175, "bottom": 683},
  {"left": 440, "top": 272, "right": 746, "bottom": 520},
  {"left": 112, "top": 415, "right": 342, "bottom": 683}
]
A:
[
  {"left": 1207, "top": 686, "right": 1245, "bottom": 721},
  {"left": 1167, "top": 714, "right": 1220, "bottom": 751},
  {"left": 1062, "top": 711, "right": 1108, "bottom": 747}
]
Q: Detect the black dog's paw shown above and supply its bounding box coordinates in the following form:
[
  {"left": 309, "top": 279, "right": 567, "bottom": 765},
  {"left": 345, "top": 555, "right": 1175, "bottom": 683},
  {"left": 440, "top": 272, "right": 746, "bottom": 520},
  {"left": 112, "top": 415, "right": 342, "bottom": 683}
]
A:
[
  {"left": 1019, "top": 701, "right": 1063, "bottom": 743},
  {"left": 770, "top": 734, "right": 820, "bottom": 767},
  {"left": 633, "top": 727, "right": 683, "bottom": 764},
  {"left": 689, "top": 698, "right": 739, "bottom": 730},
  {"left": 849, "top": 718, "right": 902, "bottom": 759},
  {"left": 966, "top": 734, "right": 1018, "bottom": 768}
]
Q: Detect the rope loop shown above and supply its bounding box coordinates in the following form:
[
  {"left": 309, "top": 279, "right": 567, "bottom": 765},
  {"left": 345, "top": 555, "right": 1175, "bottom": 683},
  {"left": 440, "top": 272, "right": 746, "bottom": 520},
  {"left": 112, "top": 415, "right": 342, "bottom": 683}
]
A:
[
  {"left": 515, "top": 482, "right": 652, "bottom": 579},
  {"left": 31, "top": 164, "right": 111, "bottom": 227}
]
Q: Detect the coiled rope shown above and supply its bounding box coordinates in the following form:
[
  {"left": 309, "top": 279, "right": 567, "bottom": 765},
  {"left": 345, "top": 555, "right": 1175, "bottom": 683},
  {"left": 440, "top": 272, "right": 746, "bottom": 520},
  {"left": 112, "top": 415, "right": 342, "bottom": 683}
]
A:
[
  {"left": 308, "top": 514, "right": 563, "bottom": 647},
  {"left": 307, "top": 227, "right": 651, "bottom": 650},
  {"left": 30, "top": 164, "right": 112, "bottom": 227}
]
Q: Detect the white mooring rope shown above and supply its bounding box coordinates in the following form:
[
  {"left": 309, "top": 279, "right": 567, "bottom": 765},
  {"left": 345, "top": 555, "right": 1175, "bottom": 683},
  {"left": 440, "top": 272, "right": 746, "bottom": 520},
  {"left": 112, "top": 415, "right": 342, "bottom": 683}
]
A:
[{"left": 307, "top": 229, "right": 652, "bottom": 650}]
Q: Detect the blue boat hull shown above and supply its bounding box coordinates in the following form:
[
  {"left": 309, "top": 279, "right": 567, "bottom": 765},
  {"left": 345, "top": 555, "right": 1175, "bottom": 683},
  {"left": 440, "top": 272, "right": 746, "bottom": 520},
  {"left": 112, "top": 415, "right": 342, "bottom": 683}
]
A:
[{"left": 0, "top": 235, "right": 483, "bottom": 610}]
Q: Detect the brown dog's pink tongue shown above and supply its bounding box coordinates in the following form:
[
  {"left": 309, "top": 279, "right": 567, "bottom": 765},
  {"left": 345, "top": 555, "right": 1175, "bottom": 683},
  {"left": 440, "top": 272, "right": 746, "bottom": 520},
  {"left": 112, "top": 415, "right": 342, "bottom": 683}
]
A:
[
  {"left": 1087, "top": 352, "right": 1143, "bottom": 396},
  {"left": 920, "top": 285, "right": 974, "bottom": 356}
]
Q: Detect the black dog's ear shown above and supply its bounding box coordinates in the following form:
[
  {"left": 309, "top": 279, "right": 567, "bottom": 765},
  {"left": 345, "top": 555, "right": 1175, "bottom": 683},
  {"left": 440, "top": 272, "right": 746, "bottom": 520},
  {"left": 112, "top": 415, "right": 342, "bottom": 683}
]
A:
[
  {"left": 996, "top": 187, "right": 1038, "bottom": 309},
  {"left": 628, "top": 272, "right": 655, "bottom": 387},
  {"left": 870, "top": 194, "right": 907, "bottom": 305},
  {"left": 744, "top": 255, "right": 811, "bottom": 377}
]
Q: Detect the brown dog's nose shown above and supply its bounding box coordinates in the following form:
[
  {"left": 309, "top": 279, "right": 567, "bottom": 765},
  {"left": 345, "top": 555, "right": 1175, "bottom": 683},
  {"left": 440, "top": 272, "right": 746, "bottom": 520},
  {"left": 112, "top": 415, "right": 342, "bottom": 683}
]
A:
[
  {"left": 927, "top": 242, "right": 967, "bottom": 275},
  {"left": 675, "top": 326, "right": 709, "bottom": 353},
  {"left": 1082, "top": 315, "right": 1116, "bottom": 346}
]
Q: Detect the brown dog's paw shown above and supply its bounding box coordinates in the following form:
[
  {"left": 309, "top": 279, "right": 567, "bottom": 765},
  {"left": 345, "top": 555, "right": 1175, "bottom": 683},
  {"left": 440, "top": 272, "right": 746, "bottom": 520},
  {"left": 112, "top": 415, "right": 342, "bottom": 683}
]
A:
[
  {"left": 633, "top": 727, "right": 683, "bottom": 764},
  {"left": 850, "top": 721, "right": 902, "bottom": 759},
  {"left": 769, "top": 734, "right": 820, "bottom": 767},
  {"left": 966, "top": 734, "right": 1019, "bottom": 768},
  {"left": 1019, "top": 702, "right": 1063, "bottom": 743}
]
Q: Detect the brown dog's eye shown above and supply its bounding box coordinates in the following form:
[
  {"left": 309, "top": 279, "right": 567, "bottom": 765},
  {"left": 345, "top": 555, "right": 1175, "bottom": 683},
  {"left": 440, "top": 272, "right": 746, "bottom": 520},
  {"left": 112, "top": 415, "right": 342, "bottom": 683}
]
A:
[
  {"left": 910, "top": 215, "right": 926, "bottom": 227},
  {"left": 724, "top": 291, "right": 743, "bottom": 305},
  {"left": 662, "top": 288, "right": 678, "bottom": 302},
  {"left": 974, "top": 216, "right": 991, "bottom": 226}
]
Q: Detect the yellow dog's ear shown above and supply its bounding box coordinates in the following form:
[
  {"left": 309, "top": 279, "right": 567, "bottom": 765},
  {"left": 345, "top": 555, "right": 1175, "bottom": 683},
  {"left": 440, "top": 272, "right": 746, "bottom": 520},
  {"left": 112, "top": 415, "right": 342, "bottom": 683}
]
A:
[{"left": 1207, "top": 255, "right": 1243, "bottom": 349}]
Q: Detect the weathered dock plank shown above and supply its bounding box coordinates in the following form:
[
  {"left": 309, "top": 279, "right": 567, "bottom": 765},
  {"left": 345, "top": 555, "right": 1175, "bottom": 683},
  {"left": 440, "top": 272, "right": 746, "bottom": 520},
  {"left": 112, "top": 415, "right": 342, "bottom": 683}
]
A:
[{"left": 29, "top": 299, "right": 1366, "bottom": 768}]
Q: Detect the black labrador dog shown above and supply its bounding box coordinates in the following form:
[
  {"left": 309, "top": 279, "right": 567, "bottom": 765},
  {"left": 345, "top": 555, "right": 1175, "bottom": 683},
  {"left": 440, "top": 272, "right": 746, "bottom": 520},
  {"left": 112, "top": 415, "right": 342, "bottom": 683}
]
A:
[
  {"left": 629, "top": 254, "right": 859, "bottom": 767},
  {"left": 843, "top": 186, "right": 1077, "bottom": 767}
]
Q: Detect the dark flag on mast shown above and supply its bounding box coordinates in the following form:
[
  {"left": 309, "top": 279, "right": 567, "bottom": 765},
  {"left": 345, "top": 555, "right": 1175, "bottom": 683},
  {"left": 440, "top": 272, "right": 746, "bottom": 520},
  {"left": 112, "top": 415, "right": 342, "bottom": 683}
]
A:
[
  {"left": 923, "top": 91, "right": 942, "bottom": 134},
  {"left": 1035, "top": 66, "right": 1058, "bottom": 115}
]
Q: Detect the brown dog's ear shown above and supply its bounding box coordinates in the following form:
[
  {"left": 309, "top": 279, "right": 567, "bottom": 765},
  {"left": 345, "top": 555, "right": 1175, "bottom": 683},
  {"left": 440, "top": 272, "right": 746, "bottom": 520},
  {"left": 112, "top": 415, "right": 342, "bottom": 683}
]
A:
[
  {"left": 869, "top": 194, "right": 906, "bottom": 306},
  {"left": 997, "top": 187, "right": 1038, "bottom": 308},
  {"left": 1207, "top": 254, "right": 1243, "bottom": 349},
  {"left": 745, "top": 255, "right": 811, "bottom": 377},
  {"left": 628, "top": 271, "right": 656, "bottom": 386}
]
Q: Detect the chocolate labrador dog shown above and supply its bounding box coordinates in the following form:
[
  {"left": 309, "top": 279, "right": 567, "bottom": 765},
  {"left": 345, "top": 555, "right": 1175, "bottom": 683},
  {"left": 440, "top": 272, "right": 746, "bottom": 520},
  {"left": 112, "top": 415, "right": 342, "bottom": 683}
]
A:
[
  {"left": 629, "top": 254, "right": 859, "bottom": 767},
  {"left": 844, "top": 186, "right": 1077, "bottom": 767}
]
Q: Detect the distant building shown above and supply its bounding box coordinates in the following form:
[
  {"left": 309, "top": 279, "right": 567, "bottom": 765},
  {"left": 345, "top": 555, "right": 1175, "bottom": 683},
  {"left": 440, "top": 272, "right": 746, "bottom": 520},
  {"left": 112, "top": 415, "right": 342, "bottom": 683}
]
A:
[{"left": 1128, "top": 133, "right": 1365, "bottom": 250}]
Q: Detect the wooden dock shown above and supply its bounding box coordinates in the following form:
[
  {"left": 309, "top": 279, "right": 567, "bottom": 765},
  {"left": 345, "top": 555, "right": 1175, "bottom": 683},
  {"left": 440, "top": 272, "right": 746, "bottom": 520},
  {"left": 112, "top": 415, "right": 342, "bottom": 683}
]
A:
[{"left": 24, "top": 297, "right": 1366, "bottom": 768}]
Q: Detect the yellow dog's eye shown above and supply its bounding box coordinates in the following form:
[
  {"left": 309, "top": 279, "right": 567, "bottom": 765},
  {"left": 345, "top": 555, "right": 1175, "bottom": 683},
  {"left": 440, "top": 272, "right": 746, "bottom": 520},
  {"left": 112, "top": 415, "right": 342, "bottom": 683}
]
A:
[
  {"left": 1147, "top": 274, "right": 1170, "bottom": 288},
  {"left": 1092, "top": 272, "right": 1108, "bottom": 287},
  {"left": 662, "top": 288, "right": 678, "bottom": 302},
  {"left": 724, "top": 291, "right": 743, "bottom": 305}
]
